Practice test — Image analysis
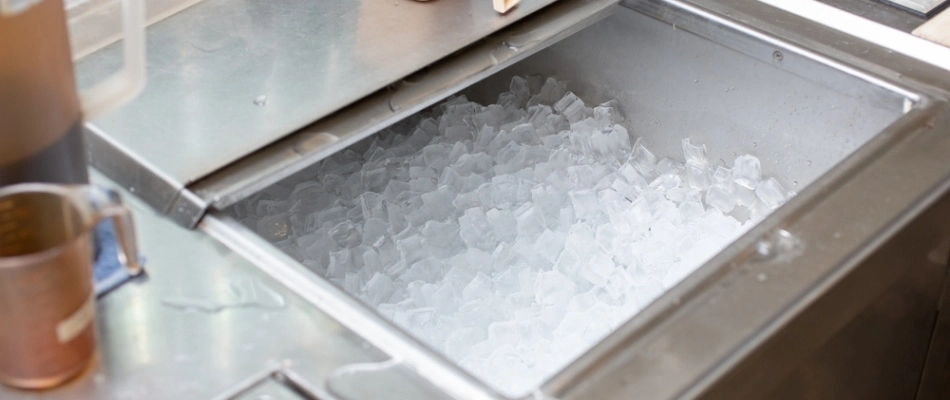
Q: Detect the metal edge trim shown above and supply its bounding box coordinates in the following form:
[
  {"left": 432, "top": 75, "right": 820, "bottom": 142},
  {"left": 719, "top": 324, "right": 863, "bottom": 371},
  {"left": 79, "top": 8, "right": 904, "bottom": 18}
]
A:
[{"left": 85, "top": 122, "right": 185, "bottom": 214}]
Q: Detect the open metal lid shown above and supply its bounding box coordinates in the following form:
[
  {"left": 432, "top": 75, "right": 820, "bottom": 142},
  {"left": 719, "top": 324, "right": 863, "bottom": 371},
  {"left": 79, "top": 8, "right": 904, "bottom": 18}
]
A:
[{"left": 78, "top": 0, "right": 617, "bottom": 226}]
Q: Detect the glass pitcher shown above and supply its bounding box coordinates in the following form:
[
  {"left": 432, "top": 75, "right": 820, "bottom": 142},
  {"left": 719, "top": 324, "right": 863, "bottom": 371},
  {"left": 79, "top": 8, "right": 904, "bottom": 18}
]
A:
[{"left": 0, "top": 0, "right": 144, "bottom": 186}]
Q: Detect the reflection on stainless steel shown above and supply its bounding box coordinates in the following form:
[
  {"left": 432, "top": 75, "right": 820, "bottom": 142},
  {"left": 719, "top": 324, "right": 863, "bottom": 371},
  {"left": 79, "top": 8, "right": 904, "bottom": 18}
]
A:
[
  {"left": 325, "top": 358, "right": 453, "bottom": 400},
  {"left": 189, "top": 0, "right": 616, "bottom": 215},
  {"left": 326, "top": 359, "right": 401, "bottom": 398},
  {"left": 83, "top": 0, "right": 617, "bottom": 228},
  {"left": 74, "top": 0, "right": 567, "bottom": 220},
  {"left": 161, "top": 277, "right": 286, "bottom": 313}
]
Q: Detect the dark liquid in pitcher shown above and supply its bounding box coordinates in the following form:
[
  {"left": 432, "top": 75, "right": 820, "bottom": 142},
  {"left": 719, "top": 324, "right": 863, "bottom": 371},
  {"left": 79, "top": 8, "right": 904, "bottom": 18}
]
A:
[
  {"left": 0, "top": 120, "right": 88, "bottom": 186},
  {"left": 1, "top": 0, "right": 87, "bottom": 187}
]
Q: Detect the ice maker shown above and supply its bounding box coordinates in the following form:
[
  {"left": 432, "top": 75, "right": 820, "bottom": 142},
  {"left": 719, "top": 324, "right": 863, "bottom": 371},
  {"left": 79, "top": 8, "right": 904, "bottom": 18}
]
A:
[
  {"left": 78, "top": 0, "right": 950, "bottom": 399},
  {"left": 222, "top": 6, "right": 913, "bottom": 398}
]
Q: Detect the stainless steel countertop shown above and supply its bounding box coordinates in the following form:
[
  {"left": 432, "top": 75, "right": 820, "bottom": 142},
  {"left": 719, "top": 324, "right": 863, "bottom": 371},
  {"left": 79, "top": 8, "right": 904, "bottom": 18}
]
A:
[
  {"left": 0, "top": 170, "right": 444, "bottom": 400},
  {"left": 6, "top": 2, "right": 948, "bottom": 400},
  {"left": 75, "top": 0, "right": 558, "bottom": 191}
]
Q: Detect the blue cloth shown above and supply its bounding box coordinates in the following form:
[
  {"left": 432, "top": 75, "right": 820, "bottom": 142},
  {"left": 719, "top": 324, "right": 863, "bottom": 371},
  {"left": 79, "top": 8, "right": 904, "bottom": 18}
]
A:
[{"left": 93, "top": 221, "right": 145, "bottom": 297}]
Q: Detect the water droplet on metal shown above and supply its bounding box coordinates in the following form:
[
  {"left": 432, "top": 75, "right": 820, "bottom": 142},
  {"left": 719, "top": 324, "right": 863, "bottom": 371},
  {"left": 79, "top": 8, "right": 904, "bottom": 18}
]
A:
[
  {"left": 806, "top": 160, "right": 812, "bottom": 166},
  {"left": 753, "top": 229, "right": 803, "bottom": 263},
  {"left": 162, "top": 278, "right": 286, "bottom": 313}
]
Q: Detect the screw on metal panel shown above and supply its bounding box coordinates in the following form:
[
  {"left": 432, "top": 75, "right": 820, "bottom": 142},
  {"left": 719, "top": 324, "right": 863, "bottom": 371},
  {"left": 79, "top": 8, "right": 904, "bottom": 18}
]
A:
[{"left": 772, "top": 51, "right": 784, "bottom": 62}]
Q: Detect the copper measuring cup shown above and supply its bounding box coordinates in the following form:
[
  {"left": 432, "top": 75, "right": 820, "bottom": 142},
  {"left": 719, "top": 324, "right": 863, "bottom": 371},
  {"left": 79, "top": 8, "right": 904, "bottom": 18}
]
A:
[{"left": 0, "top": 183, "right": 140, "bottom": 389}]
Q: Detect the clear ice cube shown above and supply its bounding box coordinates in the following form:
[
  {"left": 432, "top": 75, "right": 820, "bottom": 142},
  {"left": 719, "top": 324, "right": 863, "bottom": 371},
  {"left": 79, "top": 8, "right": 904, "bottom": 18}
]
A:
[
  {"left": 514, "top": 203, "right": 548, "bottom": 242},
  {"left": 459, "top": 207, "right": 498, "bottom": 252},
  {"left": 593, "top": 100, "right": 624, "bottom": 129},
  {"left": 463, "top": 272, "right": 493, "bottom": 302},
  {"left": 487, "top": 208, "right": 519, "bottom": 244},
  {"left": 328, "top": 221, "right": 362, "bottom": 248},
  {"left": 553, "top": 92, "right": 587, "bottom": 123},
  {"left": 681, "top": 138, "right": 708, "bottom": 168},
  {"left": 535, "top": 271, "right": 576, "bottom": 306},
  {"left": 362, "top": 217, "right": 389, "bottom": 247},
  {"left": 510, "top": 76, "right": 531, "bottom": 106},
  {"left": 733, "top": 155, "right": 762, "bottom": 188},
  {"left": 734, "top": 181, "right": 758, "bottom": 207},
  {"left": 755, "top": 177, "right": 787, "bottom": 209},
  {"left": 396, "top": 235, "right": 427, "bottom": 266},
  {"left": 580, "top": 252, "right": 615, "bottom": 288},
  {"left": 536, "top": 77, "right": 567, "bottom": 106},
  {"left": 361, "top": 167, "right": 389, "bottom": 190},
  {"left": 422, "top": 220, "right": 463, "bottom": 255},
  {"left": 706, "top": 185, "right": 737, "bottom": 213},
  {"left": 365, "top": 272, "right": 395, "bottom": 306},
  {"left": 686, "top": 163, "right": 709, "bottom": 190},
  {"left": 360, "top": 192, "right": 386, "bottom": 220},
  {"left": 629, "top": 142, "right": 657, "bottom": 178},
  {"left": 712, "top": 166, "right": 733, "bottom": 188},
  {"left": 569, "top": 190, "right": 601, "bottom": 220}
]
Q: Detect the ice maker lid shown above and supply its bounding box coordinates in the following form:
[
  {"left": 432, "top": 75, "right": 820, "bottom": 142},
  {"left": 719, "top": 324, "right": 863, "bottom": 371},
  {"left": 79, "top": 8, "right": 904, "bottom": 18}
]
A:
[{"left": 75, "top": 0, "right": 617, "bottom": 225}]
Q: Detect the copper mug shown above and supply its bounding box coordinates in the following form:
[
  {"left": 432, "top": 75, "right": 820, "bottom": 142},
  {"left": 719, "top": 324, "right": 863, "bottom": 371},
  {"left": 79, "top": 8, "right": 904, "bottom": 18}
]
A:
[{"left": 0, "top": 183, "right": 140, "bottom": 389}]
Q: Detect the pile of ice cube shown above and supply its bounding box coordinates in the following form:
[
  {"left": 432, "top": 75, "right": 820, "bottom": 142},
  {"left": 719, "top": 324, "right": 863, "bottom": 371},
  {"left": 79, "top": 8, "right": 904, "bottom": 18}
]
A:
[{"left": 233, "top": 76, "right": 791, "bottom": 396}]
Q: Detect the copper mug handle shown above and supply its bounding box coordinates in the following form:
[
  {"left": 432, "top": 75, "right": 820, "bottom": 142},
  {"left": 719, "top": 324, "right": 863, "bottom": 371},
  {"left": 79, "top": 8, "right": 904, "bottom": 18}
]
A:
[{"left": 75, "top": 184, "right": 142, "bottom": 276}]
